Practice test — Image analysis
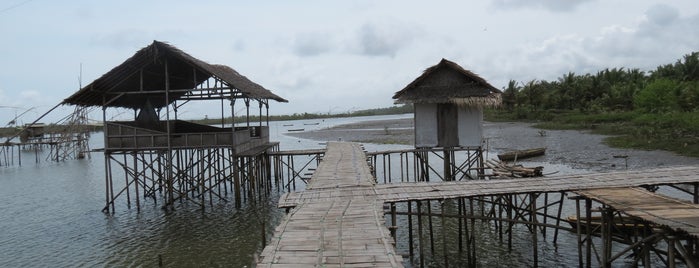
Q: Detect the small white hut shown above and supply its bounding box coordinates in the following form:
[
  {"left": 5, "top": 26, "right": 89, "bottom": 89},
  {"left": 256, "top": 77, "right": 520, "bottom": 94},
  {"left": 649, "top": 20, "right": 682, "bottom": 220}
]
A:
[{"left": 393, "top": 59, "right": 501, "bottom": 148}]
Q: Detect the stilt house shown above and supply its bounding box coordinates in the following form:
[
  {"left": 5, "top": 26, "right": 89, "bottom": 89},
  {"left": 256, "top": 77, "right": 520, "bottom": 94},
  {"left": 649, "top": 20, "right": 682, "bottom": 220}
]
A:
[
  {"left": 393, "top": 59, "right": 501, "bottom": 148},
  {"left": 63, "top": 41, "right": 287, "bottom": 212}
]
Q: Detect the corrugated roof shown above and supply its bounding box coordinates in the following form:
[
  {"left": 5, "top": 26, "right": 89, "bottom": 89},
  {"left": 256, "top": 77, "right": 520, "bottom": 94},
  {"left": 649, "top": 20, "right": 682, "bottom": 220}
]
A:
[
  {"left": 393, "top": 58, "right": 501, "bottom": 107},
  {"left": 64, "top": 41, "right": 287, "bottom": 108}
]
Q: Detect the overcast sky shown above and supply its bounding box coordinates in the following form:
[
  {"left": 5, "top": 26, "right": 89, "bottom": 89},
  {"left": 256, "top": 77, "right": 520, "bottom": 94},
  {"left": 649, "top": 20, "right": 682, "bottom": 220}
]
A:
[{"left": 1, "top": 0, "right": 697, "bottom": 124}]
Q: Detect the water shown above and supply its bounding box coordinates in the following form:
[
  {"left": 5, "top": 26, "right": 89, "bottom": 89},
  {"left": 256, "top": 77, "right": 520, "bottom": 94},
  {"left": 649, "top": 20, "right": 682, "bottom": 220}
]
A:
[
  {"left": 1, "top": 114, "right": 696, "bottom": 267},
  {"left": 0, "top": 114, "right": 413, "bottom": 267}
]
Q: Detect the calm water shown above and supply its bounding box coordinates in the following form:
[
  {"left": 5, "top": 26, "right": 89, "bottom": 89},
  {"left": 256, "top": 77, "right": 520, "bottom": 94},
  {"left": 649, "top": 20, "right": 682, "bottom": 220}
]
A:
[
  {"left": 1, "top": 114, "right": 692, "bottom": 267},
  {"left": 0, "top": 114, "right": 414, "bottom": 267}
]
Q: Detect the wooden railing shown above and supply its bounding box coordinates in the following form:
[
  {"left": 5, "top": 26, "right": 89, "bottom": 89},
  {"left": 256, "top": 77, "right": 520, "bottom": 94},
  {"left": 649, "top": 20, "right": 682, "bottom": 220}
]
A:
[{"left": 105, "top": 121, "right": 268, "bottom": 152}]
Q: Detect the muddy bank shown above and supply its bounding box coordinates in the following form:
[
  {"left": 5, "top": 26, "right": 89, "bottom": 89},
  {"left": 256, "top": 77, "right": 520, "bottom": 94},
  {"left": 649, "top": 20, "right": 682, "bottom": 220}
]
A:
[{"left": 286, "top": 118, "right": 699, "bottom": 172}]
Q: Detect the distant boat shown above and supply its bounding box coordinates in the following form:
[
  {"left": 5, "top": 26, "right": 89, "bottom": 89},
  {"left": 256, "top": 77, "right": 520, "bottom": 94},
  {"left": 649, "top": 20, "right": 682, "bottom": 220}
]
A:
[
  {"left": 497, "top": 147, "right": 546, "bottom": 161},
  {"left": 287, "top": 128, "right": 305, "bottom": 132},
  {"left": 303, "top": 123, "right": 319, "bottom": 126},
  {"left": 282, "top": 124, "right": 294, "bottom": 127}
]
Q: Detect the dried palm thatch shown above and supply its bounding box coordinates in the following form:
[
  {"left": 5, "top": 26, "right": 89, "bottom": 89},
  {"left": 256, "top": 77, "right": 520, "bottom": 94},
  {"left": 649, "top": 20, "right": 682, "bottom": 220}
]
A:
[
  {"left": 393, "top": 58, "right": 502, "bottom": 107},
  {"left": 64, "top": 40, "right": 287, "bottom": 109}
]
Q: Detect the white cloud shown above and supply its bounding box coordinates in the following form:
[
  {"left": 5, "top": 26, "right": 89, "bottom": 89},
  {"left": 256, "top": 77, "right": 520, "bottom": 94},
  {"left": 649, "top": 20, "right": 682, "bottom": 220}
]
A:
[
  {"left": 350, "top": 21, "right": 420, "bottom": 57},
  {"left": 292, "top": 32, "right": 335, "bottom": 57},
  {"left": 479, "top": 3, "right": 699, "bottom": 87},
  {"left": 490, "top": 0, "right": 594, "bottom": 12},
  {"left": 645, "top": 4, "right": 680, "bottom": 26}
]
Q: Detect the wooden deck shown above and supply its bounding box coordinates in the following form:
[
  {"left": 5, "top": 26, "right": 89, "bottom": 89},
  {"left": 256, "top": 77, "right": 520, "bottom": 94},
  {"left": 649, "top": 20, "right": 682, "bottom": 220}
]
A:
[
  {"left": 258, "top": 142, "right": 403, "bottom": 267},
  {"left": 279, "top": 165, "right": 699, "bottom": 207},
  {"left": 262, "top": 142, "right": 699, "bottom": 267},
  {"left": 577, "top": 187, "right": 699, "bottom": 238}
]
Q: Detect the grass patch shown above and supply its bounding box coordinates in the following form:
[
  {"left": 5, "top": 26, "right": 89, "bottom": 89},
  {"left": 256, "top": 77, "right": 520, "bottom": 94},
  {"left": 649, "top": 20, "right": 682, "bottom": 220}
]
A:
[{"left": 491, "top": 109, "right": 699, "bottom": 158}]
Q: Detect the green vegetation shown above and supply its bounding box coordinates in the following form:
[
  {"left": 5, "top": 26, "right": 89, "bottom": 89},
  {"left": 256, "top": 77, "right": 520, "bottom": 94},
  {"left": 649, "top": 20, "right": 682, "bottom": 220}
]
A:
[
  {"left": 191, "top": 104, "right": 413, "bottom": 125},
  {"left": 486, "top": 52, "right": 699, "bottom": 157}
]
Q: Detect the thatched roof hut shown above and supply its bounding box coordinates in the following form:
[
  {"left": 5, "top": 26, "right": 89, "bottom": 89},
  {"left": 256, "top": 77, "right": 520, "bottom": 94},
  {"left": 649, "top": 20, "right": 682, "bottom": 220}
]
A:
[
  {"left": 393, "top": 58, "right": 501, "bottom": 107},
  {"left": 64, "top": 40, "right": 287, "bottom": 109},
  {"left": 394, "top": 59, "right": 500, "bottom": 148}
]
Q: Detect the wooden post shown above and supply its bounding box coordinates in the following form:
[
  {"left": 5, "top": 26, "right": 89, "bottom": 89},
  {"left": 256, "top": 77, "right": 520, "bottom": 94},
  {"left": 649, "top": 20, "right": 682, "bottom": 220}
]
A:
[
  {"left": 458, "top": 197, "right": 464, "bottom": 252},
  {"left": 443, "top": 148, "right": 452, "bottom": 181},
  {"left": 575, "top": 197, "right": 583, "bottom": 267},
  {"left": 585, "top": 198, "right": 592, "bottom": 268},
  {"left": 390, "top": 202, "right": 397, "bottom": 240},
  {"left": 601, "top": 207, "right": 611, "bottom": 267},
  {"left": 427, "top": 200, "right": 435, "bottom": 257},
  {"left": 134, "top": 152, "right": 140, "bottom": 211},
  {"left": 417, "top": 200, "right": 424, "bottom": 268},
  {"left": 530, "top": 193, "right": 538, "bottom": 267},
  {"left": 469, "top": 197, "right": 476, "bottom": 266},
  {"left": 553, "top": 192, "right": 564, "bottom": 244},
  {"left": 124, "top": 154, "right": 131, "bottom": 208},
  {"left": 668, "top": 236, "right": 676, "bottom": 268},
  {"left": 408, "top": 200, "right": 414, "bottom": 262}
]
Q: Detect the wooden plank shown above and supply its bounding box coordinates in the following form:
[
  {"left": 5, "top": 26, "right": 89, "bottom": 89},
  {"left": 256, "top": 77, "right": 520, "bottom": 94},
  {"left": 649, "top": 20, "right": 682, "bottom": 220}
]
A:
[
  {"left": 576, "top": 187, "right": 699, "bottom": 238},
  {"left": 258, "top": 142, "right": 402, "bottom": 267}
]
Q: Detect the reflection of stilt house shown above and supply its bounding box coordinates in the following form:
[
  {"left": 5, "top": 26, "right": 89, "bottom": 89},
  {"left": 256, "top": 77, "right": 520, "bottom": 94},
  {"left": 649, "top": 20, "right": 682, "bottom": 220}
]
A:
[
  {"left": 392, "top": 59, "right": 501, "bottom": 180},
  {"left": 64, "top": 41, "right": 287, "bottom": 212}
]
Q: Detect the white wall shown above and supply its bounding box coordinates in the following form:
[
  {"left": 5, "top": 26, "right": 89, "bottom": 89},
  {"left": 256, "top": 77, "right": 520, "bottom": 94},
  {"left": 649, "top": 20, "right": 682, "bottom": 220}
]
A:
[
  {"left": 457, "top": 106, "right": 482, "bottom": 147},
  {"left": 414, "top": 103, "right": 438, "bottom": 147}
]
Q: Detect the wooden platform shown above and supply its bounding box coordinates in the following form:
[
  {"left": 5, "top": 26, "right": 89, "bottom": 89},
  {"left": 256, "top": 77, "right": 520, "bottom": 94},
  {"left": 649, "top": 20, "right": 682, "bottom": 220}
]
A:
[
  {"left": 258, "top": 142, "right": 403, "bottom": 267},
  {"left": 577, "top": 187, "right": 699, "bottom": 238},
  {"left": 262, "top": 142, "right": 699, "bottom": 267},
  {"left": 279, "top": 165, "right": 699, "bottom": 207}
]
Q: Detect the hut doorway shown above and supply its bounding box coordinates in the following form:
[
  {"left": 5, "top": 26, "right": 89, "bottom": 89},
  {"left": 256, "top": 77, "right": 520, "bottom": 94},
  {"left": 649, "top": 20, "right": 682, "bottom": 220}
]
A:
[{"left": 437, "top": 103, "right": 458, "bottom": 147}]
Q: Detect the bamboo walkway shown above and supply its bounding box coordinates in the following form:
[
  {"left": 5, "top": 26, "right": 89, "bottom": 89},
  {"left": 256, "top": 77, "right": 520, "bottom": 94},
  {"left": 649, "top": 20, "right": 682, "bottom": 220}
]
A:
[
  {"left": 262, "top": 142, "right": 699, "bottom": 267},
  {"left": 577, "top": 187, "right": 699, "bottom": 238},
  {"left": 279, "top": 165, "right": 699, "bottom": 207},
  {"left": 258, "top": 142, "right": 403, "bottom": 267}
]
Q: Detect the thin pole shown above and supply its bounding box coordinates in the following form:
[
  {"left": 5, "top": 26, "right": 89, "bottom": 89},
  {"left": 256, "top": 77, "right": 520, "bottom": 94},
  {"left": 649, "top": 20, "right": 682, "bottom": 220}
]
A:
[
  {"left": 417, "top": 200, "right": 424, "bottom": 268},
  {"left": 530, "top": 193, "right": 538, "bottom": 267},
  {"left": 408, "top": 201, "right": 414, "bottom": 263}
]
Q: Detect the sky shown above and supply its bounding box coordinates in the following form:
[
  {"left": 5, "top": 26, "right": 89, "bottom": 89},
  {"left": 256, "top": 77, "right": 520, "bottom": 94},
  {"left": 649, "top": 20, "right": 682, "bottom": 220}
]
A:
[{"left": 1, "top": 0, "right": 698, "bottom": 124}]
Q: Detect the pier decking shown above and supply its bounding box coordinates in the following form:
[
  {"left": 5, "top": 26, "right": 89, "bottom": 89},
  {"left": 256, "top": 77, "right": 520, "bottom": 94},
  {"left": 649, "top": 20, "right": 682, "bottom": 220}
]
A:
[
  {"left": 261, "top": 142, "right": 699, "bottom": 267},
  {"left": 577, "top": 187, "right": 699, "bottom": 237},
  {"left": 279, "top": 165, "right": 699, "bottom": 207},
  {"left": 258, "top": 142, "right": 403, "bottom": 267}
]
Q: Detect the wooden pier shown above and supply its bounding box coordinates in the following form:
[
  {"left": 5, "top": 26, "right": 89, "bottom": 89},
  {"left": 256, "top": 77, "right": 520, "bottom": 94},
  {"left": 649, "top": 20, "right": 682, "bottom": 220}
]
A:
[
  {"left": 259, "top": 142, "right": 403, "bottom": 267},
  {"left": 261, "top": 142, "right": 699, "bottom": 267}
]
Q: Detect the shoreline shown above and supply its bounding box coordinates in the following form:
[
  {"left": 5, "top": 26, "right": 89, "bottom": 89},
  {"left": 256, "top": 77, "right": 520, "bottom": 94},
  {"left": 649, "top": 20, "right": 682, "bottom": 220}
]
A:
[{"left": 286, "top": 117, "right": 699, "bottom": 172}]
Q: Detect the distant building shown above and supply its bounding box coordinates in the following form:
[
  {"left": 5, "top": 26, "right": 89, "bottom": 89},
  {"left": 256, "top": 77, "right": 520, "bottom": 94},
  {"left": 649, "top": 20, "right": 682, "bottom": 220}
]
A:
[{"left": 393, "top": 59, "right": 501, "bottom": 148}]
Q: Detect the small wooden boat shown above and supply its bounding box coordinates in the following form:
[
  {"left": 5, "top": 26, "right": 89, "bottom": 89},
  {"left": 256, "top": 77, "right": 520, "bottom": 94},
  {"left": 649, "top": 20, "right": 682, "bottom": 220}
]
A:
[
  {"left": 303, "top": 122, "right": 320, "bottom": 126},
  {"left": 497, "top": 147, "right": 546, "bottom": 161},
  {"left": 287, "top": 128, "right": 305, "bottom": 132},
  {"left": 282, "top": 124, "right": 294, "bottom": 127}
]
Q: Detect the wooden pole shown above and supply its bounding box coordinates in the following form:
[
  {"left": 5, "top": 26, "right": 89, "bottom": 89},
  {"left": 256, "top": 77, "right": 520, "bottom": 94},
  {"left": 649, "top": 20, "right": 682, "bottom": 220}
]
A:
[
  {"left": 408, "top": 200, "right": 414, "bottom": 263},
  {"left": 585, "top": 198, "right": 592, "bottom": 268},
  {"left": 134, "top": 152, "right": 140, "bottom": 211},
  {"left": 530, "top": 193, "right": 538, "bottom": 267},
  {"left": 443, "top": 148, "right": 452, "bottom": 181},
  {"left": 417, "top": 200, "right": 424, "bottom": 268}
]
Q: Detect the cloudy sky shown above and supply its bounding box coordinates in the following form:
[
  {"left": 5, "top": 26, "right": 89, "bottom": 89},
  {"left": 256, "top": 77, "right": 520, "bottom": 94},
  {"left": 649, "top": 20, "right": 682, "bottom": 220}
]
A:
[{"left": 1, "top": 0, "right": 697, "bottom": 124}]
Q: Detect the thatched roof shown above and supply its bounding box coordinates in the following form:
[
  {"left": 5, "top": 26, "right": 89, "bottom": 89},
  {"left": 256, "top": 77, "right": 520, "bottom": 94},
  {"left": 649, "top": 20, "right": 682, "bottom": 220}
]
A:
[
  {"left": 64, "top": 40, "right": 287, "bottom": 108},
  {"left": 393, "top": 59, "right": 502, "bottom": 107}
]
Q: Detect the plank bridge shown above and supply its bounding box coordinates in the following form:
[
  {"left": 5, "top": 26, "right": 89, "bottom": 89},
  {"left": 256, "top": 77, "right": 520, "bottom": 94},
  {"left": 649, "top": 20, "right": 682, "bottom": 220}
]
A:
[{"left": 259, "top": 142, "right": 699, "bottom": 267}]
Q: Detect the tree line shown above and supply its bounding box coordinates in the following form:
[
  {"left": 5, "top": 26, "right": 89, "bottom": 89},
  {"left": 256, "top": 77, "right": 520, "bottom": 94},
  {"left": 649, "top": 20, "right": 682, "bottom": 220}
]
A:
[
  {"left": 491, "top": 51, "right": 699, "bottom": 157},
  {"left": 500, "top": 52, "right": 698, "bottom": 117}
]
